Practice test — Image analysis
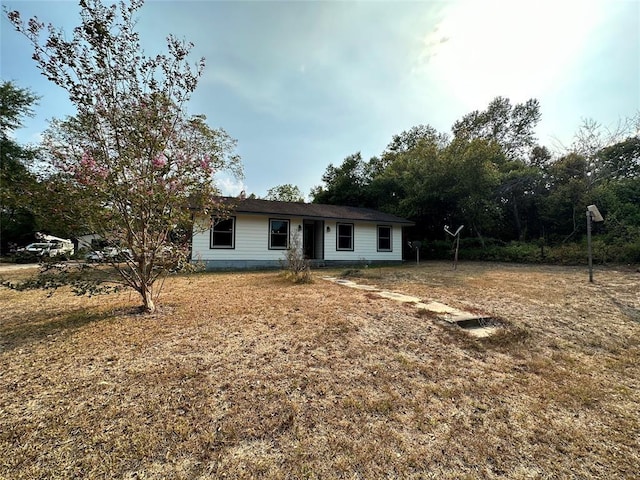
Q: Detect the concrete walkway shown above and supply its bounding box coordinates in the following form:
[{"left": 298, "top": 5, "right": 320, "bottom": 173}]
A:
[{"left": 323, "top": 277, "right": 498, "bottom": 338}]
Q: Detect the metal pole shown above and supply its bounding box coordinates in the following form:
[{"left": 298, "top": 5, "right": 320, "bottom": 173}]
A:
[
  {"left": 587, "top": 210, "right": 593, "bottom": 283},
  {"left": 454, "top": 235, "right": 460, "bottom": 270}
]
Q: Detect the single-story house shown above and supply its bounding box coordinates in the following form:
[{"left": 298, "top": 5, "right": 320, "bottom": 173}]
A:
[{"left": 191, "top": 198, "right": 414, "bottom": 270}]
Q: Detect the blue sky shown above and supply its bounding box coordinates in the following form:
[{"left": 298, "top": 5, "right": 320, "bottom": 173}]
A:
[{"left": 2, "top": 0, "right": 638, "bottom": 199}]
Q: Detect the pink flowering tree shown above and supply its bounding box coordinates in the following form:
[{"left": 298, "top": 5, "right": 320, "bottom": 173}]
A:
[{"left": 7, "top": 0, "right": 242, "bottom": 312}]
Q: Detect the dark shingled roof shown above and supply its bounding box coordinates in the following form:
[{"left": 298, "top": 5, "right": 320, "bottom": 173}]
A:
[{"left": 223, "top": 198, "right": 414, "bottom": 225}]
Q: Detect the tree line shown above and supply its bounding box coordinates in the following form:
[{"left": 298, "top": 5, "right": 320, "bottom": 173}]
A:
[
  {"left": 310, "top": 98, "right": 640, "bottom": 263},
  {"left": 4, "top": 84, "right": 639, "bottom": 266}
]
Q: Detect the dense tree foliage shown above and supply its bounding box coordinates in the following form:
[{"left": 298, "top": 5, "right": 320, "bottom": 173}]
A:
[
  {"left": 311, "top": 97, "right": 640, "bottom": 263},
  {"left": 0, "top": 81, "right": 40, "bottom": 253},
  {"left": 310, "top": 153, "right": 371, "bottom": 207},
  {"left": 452, "top": 96, "right": 541, "bottom": 161},
  {"left": 7, "top": 0, "right": 241, "bottom": 312},
  {"left": 0, "top": 81, "right": 91, "bottom": 253},
  {"left": 265, "top": 184, "right": 305, "bottom": 202}
]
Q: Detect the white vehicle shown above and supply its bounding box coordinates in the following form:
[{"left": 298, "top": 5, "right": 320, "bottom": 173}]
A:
[
  {"left": 86, "top": 246, "right": 132, "bottom": 263},
  {"left": 85, "top": 250, "right": 105, "bottom": 262},
  {"left": 18, "top": 233, "right": 75, "bottom": 258},
  {"left": 103, "top": 247, "right": 132, "bottom": 261},
  {"left": 22, "top": 242, "right": 55, "bottom": 256}
]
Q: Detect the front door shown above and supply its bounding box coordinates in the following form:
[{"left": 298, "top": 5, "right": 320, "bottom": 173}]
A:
[
  {"left": 303, "top": 223, "right": 315, "bottom": 259},
  {"left": 303, "top": 220, "right": 324, "bottom": 260}
]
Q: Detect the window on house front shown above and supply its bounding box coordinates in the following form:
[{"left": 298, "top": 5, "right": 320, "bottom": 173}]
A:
[
  {"left": 336, "top": 223, "right": 354, "bottom": 251},
  {"left": 377, "top": 225, "right": 392, "bottom": 251},
  {"left": 269, "top": 219, "right": 289, "bottom": 249},
  {"left": 211, "top": 217, "right": 235, "bottom": 249}
]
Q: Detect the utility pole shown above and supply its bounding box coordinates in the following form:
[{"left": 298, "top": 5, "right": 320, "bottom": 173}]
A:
[{"left": 586, "top": 205, "right": 604, "bottom": 283}]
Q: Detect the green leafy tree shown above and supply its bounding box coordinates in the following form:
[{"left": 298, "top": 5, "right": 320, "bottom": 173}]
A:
[
  {"left": 0, "top": 80, "right": 38, "bottom": 132},
  {"left": 7, "top": 0, "right": 242, "bottom": 312},
  {"left": 569, "top": 117, "right": 639, "bottom": 184},
  {"left": 376, "top": 130, "right": 447, "bottom": 221},
  {"left": 444, "top": 138, "right": 504, "bottom": 245},
  {"left": 587, "top": 134, "right": 640, "bottom": 253},
  {"left": 0, "top": 81, "right": 40, "bottom": 253},
  {"left": 384, "top": 124, "right": 449, "bottom": 155},
  {"left": 366, "top": 124, "right": 449, "bottom": 215},
  {"left": 308, "top": 101, "right": 639, "bottom": 259},
  {"left": 495, "top": 160, "right": 545, "bottom": 241},
  {"left": 540, "top": 118, "right": 639, "bottom": 244},
  {"left": 310, "top": 152, "right": 370, "bottom": 207},
  {"left": 452, "top": 96, "right": 541, "bottom": 161},
  {"left": 31, "top": 171, "right": 97, "bottom": 239},
  {"left": 265, "top": 184, "right": 305, "bottom": 202},
  {"left": 539, "top": 153, "right": 591, "bottom": 241},
  {"left": 529, "top": 145, "right": 552, "bottom": 168},
  {"left": 374, "top": 124, "right": 507, "bottom": 244},
  {"left": 452, "top": 97, "right": 544, "bottom": 241},
  {"left": 595, "top": 135, "right": 640, "bottom": 181},
  {"left": 594, "top": 178, "right": 640, "bottom": 244}
]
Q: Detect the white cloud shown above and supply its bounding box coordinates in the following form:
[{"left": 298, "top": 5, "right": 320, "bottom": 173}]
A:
[
  {"left": 201, "top": 2, "right": 443, "bottom": 127},
  {"left": 412, "top": 0, "right": 605, "bottom": 109},
  {"left": 214, "top": 172, "right": 247, "bottom": 197}
]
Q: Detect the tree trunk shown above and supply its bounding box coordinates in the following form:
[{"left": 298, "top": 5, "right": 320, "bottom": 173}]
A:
[
  {"left": 562, "top": 206, "right": 579, "bottom": 244},
  {"left": 471, "top": 220, "right": 486, "bottom": 249},
  {"left": 141, "top": 284, "right": 156, "bottom": 313}
]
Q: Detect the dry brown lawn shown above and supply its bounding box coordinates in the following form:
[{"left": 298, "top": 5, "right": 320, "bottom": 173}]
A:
[{"left": 1, "top": 262, "right": 639, "bottom": 479}]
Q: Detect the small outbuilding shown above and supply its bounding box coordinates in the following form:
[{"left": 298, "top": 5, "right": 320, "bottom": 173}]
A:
[{"left": 191, "top": 198, "right": 413, "bottom": 270}]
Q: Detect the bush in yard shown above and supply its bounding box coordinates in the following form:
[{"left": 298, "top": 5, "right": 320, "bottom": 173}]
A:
[
  {"left": 423, "top": 240, "right": 452, "bottom": 260},
  {"left": 281, "top": 232, "right": 312, "bottom": 284},
  {"left": 500, "top": 242, "right": 541, "bottom": 263}
]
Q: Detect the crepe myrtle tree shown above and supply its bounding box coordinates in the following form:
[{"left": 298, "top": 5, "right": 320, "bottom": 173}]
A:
[{"left": 6, "top": 0, "right": 242, "bottom": 312}]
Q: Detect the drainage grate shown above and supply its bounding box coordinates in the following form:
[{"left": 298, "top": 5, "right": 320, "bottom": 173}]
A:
[
  {"left": 451, "top": 316, "right": 499, "bottom": 329},
  {"left": 447, "top": 316, "right": 502, "bottom": 338}
]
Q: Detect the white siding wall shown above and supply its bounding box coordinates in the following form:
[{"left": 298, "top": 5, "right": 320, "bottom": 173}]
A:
[
  {"left": 323, "top": 222, "right": 403, "bottom": 262},
  {"left": 192, "top": 215, "right": 304, "bottom": 262},
  {"left": 76, "top": 234, "right": 101, "bottom": 251},
  {"left": 192, "top": 216, "right": 404, "bottom": 263}
]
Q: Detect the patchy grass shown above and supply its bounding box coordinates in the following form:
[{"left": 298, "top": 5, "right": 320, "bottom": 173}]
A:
[{"left": 1, "top": 262, "right": 639, "bottom": 479}]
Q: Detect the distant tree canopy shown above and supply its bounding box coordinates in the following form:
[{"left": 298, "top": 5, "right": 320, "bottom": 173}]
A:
[
  {"left": 0, "top": 81, "right": 97, "bottom": 253},
  {"left": 311, "top": 97, "right": 640, "bottom": 260},
  {"left": 265, "top": 184, "right": 305, "bottom": 202},
  {"left": 452, "top": 97, "right": 541, "bottom": 161},
  {"left": 0, "top": 81, "right": 40, "bottom": 252}
]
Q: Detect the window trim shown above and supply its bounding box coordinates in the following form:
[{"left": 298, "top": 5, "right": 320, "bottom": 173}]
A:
[
  {"left": 377, "top": 225, "right": 393, "bottom": 252},
  {"left": 210, "top": 216, "right": 236, "bottom": 249},
  {"left": 268, "top": 218, "right": 290, "bottom": 250},
  {"left": 336, "top": 222, "right": 354, "bottom": 251}
]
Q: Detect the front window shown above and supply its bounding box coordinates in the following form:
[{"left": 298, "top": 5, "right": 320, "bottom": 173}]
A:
[
  {"left": 336, "top": 223, "right": 354, "bottom": 251},
  {"left": 269, "top": 219, "right": 289, "bottom": 249},
  {"left": 211, "top": 217, "right": 235, "bottom": 248},
  {"left": 377, "top": 225, "right": 392, "bottom": 251}
]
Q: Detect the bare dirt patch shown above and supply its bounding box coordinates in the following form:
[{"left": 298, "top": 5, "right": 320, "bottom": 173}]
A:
[{"left": 1, "top": 262, "right": 639, "bottom": 478}]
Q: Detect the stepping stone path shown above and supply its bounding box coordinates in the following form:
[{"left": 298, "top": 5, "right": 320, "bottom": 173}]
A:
[{"left": 323, "top": 277, "right": 498, "bottom": 338}]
